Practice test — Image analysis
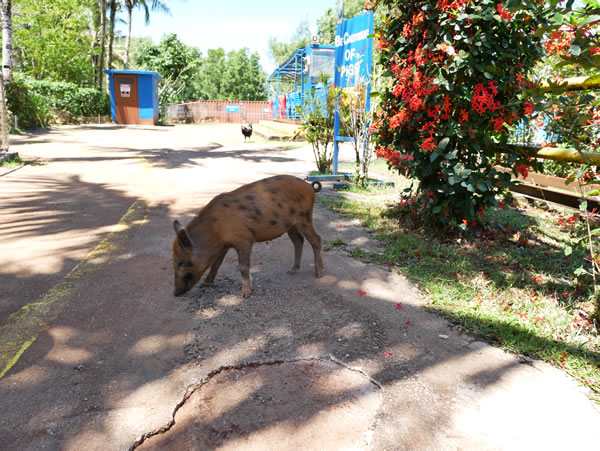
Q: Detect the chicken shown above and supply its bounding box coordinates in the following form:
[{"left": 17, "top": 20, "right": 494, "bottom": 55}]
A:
[{"left": 241, "top": 123, "right": 253, "bottom": 141}]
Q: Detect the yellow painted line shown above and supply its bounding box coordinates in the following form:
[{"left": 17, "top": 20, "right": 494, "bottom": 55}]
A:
[{"left": 0, "top": 199, "right": 149, "bottom": 379}]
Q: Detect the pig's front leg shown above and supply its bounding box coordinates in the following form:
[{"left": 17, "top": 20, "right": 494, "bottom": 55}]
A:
[
  {"left": 235, "top": 243, "right": 253, "bottom": 297},
  {"left": 202, "top": 248, "right": 228, "bottom": 286}
]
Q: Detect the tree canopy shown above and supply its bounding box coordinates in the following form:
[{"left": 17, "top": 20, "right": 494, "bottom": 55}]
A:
[{"left": 135, "top": 34, "right": 268, "bottom": 103}]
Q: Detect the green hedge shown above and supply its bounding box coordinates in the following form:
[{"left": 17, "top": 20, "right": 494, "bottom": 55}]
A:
[{"left": 5, "top": 76, "right": 110, "bottom": 130}]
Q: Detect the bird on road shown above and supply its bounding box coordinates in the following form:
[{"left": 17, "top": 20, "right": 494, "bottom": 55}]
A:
[{"left": 241, "top": 123, "right": 253, "bottom": 141}]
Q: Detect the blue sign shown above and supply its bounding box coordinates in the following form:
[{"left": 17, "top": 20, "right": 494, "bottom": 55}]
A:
[
  {"left": 332, "top": 12, "right": 374, "bottom": 175},
  {"left": 334, "top": 12, "right": 373, "bottom": 89},
  {"left": 226, "top": 105, "right": 240, "bottom": 113}
]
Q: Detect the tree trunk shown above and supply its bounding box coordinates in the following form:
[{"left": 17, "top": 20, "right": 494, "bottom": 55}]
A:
[
  {"left": 97, "top": 0, "right": 107, "bottom": 89},
  {"left": 107, "top": 0, "right": 117, "bottom": 71},
  {"left": 1, "top": 0, "right": 13, "bottom": 81},
  {"left": 124, "top": 6, "right": 132, "bottom": 69}
]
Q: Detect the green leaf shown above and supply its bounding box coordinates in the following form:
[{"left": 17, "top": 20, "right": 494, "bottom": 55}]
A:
[
  {"left": 448, "top": 175, "right": 462, "bottom": 185},
  {"left": 430, "top": 151, "right": 440, "bottom": 162},
  {"left": 564, "top": 246, "right": 573, "bottom": 256},
  {"left": 432, "top": 205, "right": 442, "bottom": 214},
  {"left": 484, "top": 72, "right": 493, "bottom": 80},
  {"left": 574, "top": 266, "right": 588, "bottom": 276},
  {"left": 438, "top": 137, "right": 450, "bottom": 151},
  {"left": 586, "top": 189, "right": 600, "bottom": 197},
  {"left": 445, "top": 149, "right": 458, "bottom": 160},
  {"left": 569, "top": 45, "right": 581, "bottom": 56},
  {"left": 579, "top": 201, "right": 588, "bottom": 212}
]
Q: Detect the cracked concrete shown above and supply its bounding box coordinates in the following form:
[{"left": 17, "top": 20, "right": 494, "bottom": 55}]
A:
[
  {"left": 133, "top": 357, "right": 384, "bottom": 450},
  {"left": 1, "top": 124, "right": 599, "bottom": 450}
]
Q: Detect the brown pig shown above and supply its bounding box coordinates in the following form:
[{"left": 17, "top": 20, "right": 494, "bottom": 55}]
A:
[{"left": 172, "top": 175, "right": 323, "bottom": 297}]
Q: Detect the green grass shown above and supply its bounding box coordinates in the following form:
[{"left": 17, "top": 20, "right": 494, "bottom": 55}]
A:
[
  {"left": 324, "top": 238, "right": 346, "bottom": 251},
  {"left": 318, "top": 185, "right": 600, "bottom": 400},
  {"left": 0, "top": 154, "right": 23, "bottom": 168}
]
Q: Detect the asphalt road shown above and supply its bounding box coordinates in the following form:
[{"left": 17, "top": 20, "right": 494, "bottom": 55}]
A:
[{"left": 1, "top": 124, "right": 599, "bottom": 450}]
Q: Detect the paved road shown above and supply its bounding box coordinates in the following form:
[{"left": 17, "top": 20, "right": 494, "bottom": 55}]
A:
[{"left": 1, "top": 124, "right": 599, "bottom": 450}]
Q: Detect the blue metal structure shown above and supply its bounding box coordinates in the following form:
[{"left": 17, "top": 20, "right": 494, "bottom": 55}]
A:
[{"left": 267, "top": 44, "right": 335, "bottom": 120}]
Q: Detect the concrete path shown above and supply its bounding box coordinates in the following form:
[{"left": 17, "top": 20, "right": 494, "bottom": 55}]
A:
[{"left": 0, "top": 124, "right": 598, "bottom": 450}]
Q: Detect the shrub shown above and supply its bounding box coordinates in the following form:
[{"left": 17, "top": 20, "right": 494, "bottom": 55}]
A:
[
  {"left": 370, "top": 0, "right": 552, "bottom": 230},
  {"left": 4, "top": 78, "right": 51, "bottom": 129},
  {"left": 5, "top": 76, "right": 110, "bottom": 130}
]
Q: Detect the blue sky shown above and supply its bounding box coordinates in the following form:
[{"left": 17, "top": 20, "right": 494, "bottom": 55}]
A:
[{"left": 121, "top": 0, "right": 340, "bottom": 74}]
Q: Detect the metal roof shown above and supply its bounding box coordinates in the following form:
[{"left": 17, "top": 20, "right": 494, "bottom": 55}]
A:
[
  {"left": 267, "top": 44, "right": 335, "bottom": 82},
  {"left": 103, "top": 69, "right": 162, "bottom": 80}
]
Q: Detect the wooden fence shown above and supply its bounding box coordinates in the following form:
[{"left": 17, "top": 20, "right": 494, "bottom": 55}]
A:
[
  {"left": 499, "top": 75, "right": 600, "bottom": 210},
  {"left": 164, "top": 100, "right": 271, "bottom": 124}
]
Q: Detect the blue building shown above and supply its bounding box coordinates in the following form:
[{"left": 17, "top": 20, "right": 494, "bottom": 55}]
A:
[{"left": 103, "top": 70, "right": 161, "bottom": 125}]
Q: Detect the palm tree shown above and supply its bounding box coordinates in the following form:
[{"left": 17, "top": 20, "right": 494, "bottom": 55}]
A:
[{"left": 123, "top": 0, "right": 169, "bottom": 69}]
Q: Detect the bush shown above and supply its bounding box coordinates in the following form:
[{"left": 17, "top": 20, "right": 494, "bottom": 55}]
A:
[
  {"left": 370, "top": 0, "right": 552, "bottom": 230},
  {"left": 4, "top": 78, "right": 51, "bottom": 129},
  {"left": 5, "top": 76, "right": 110, "bottom": 130}
]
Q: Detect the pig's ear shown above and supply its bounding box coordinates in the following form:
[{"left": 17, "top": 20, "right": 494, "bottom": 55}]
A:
[{"left": 173, "top": 220, "right": 193, "bottom": 248}]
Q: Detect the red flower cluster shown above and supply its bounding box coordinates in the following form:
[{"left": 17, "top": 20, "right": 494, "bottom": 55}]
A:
[
  {"left": 517, "top": 163, "right": 529, "bottom": 179},
  {"left": 545, "top": 29, "right": 574, "bottom": 56},
  {"left": 422, "top": 137, "right": 436, "bottom": 152},
  {"left": 437, "top": 0, "right": 471, "bottom": 12},
  {"left": 496, "top": 3, "right": 514, "bottom": 21},
  {"left": 389, "top": 109, "right": 409, "bottom": 129},
  {"left": 471, "top": 81, "right": 501, "bottom": 114}
]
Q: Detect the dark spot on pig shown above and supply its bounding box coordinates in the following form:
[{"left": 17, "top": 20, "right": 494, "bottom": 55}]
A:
[
  {"left": 253, "top": 208, "right": 262, "bottom": 217},
  {"left": 222, "top": 202, "right": 229, "bottom": 208},
  {"left": 285, "top": 222, "right": 292, "bottom": 229},
  {"left": 232, "top": 198, "right": 240, "bottom": 204},
  {"left": 273, "top": 211, "right": 280, "bottom": 218},
  {"left": 245, "top": 194, "right": 255, "bottom": 202},
  {"left": 277, "top": 202, "right": 283, "bottom": 209},
  {"left": 249, "top": 215, "right": 258, "bottom": 221},
  {"left": 301, "top": 211, "right": 311, "bottom": 221},
  {"left": 239, "top": 205, "right": 248, "bottom": 211},
  {"left": 248, "top": 227, "right": 256, "bottom": 235},
  {"left": 270, "top": 220, "right": 277, "bottom": 226},
  {"left": 289, "top": 207, "right": 296, "bottom": 215},
  {"left": 267, "top": 187, "right": 280, "bottom": 194},
  {"left": 184, "top": 273, "right": 194, "bottom": 283}
]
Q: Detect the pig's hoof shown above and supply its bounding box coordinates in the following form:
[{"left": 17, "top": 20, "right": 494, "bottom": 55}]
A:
[
  {"left": 241, "top": 286, "right": 252, "bottom": 297},
  {"left": 315, "top": 269, "right": 323, "bottom": 278},
  {"left": 201, "top": 280, "right": 214, "bottom": 287},
  {"left": 287, "top": 267, "right": 299, "bottom": 275}
]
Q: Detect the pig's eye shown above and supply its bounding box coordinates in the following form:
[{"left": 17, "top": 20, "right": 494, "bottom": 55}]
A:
[{"left": 178, "top": 261, "right": 193, "bottom": 269}]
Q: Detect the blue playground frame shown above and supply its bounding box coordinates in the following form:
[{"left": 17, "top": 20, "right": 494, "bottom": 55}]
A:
[{"left": 267, "top": 44, "right": 335, "bottom": 120}]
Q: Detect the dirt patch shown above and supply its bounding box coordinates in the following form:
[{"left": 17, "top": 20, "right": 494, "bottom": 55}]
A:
[
  {"left": 183, "top": 279, "right": 386, "bottom": 364},
  {"left": 136, "top": 359, "right": 382, "bottom": 450}
]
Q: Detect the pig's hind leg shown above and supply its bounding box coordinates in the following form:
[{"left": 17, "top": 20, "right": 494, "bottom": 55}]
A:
[
  {"left": 286, "top": 226, "right": 305, "bottom": 274},
  {"left": 202, "top": 248, "right": 228, "bottom": 286},
  {"left": 295, "top": 221, "right": 323, "bottom": 278}
]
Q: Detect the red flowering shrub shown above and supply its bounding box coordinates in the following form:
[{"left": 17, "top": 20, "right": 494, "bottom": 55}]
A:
[
  {"left": 537, "top": 5, "right": 600, "bottom": 166},
  {"left": 370, "top": 0, "right": 551, "bottom": 229}
]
